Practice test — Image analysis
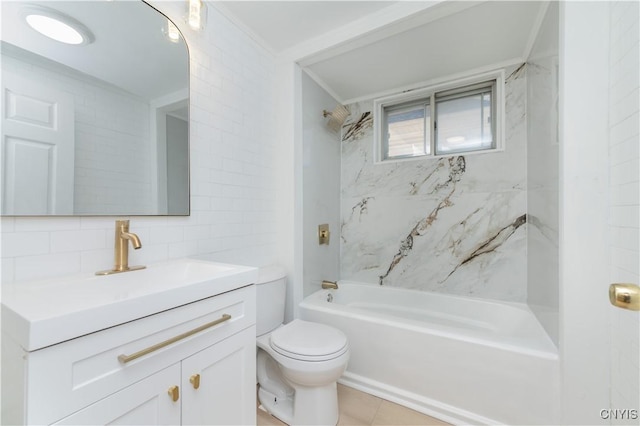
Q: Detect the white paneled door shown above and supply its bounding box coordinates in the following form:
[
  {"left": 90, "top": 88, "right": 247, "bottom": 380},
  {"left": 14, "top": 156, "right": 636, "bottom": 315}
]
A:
[{"left": 1, "top": 71, "right": 74, "bottom": 215}]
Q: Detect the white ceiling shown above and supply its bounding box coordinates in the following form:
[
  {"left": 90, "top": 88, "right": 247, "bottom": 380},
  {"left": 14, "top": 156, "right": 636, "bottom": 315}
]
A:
[
  {"left": 219, "top": 1, "right": 546, "bottom": 103},
  {"left": 1, "top": 1, "right": 545, "bottom": 104},
  {"left": 218, "top": 1, "right": 397, "bottom": 53}
]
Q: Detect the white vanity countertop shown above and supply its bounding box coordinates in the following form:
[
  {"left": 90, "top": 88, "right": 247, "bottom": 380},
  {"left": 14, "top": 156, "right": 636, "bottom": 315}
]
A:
[{"left": 1, "top": 259, "right": 258, "bottom": 351}]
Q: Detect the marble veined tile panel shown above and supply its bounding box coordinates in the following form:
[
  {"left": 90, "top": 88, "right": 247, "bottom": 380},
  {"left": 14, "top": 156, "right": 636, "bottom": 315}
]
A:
[{"left": 340, "top": 66, "right": 528, "bottom": 302}]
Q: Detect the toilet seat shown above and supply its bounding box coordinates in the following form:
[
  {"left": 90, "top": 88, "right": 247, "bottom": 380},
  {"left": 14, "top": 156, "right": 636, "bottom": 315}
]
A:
[{"left": 269, "top": 319, "right": 348, "bottom": 362}]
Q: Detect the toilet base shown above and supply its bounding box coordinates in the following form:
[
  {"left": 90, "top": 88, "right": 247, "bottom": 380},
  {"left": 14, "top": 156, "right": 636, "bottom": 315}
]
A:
[
  {"left": 259, "top": 386, "right": 294, "bottom": 425},
  {"left": 258, "top": 383, "right": 339, "bottom": 426},
  {"left": 257, "top": 346, "right": 340, "bottom": 425}
]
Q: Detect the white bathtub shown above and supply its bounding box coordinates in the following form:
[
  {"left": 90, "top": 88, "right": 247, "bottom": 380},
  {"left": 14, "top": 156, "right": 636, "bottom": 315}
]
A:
[{"left": 299, "top": 282, "right": 560, "bottom": 425}]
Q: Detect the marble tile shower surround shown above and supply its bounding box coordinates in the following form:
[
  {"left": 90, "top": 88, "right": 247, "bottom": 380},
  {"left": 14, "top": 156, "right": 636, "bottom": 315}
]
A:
[
  {"left": 340, "top": 66, "right": 528, "bottom": 302},
  {"left": 526, "top": 30, "right": 560, "bottom": 345}
]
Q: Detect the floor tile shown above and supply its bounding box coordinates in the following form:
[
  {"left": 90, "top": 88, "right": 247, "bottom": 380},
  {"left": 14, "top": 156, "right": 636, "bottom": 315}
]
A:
[
  {"left": 257, "top": 384, "right": 451, "bottom": 426},
  {"left": 257, "top": 406, "right": 287, "bottom": 426},
  {"left": 337, "top": 384, "right": 383, "bottom": 425},
  {"left": 371, "top": 400, "right": 450, "bottom": 426}
]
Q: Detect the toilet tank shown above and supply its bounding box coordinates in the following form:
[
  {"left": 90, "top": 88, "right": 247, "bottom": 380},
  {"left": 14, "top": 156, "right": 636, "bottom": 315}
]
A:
[{"left": 256, "top": 266, "right": 287, "bottom": 337}]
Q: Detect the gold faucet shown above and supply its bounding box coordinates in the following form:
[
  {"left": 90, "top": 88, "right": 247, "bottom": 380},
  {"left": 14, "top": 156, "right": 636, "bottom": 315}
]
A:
[
  {"left": 96, "top": 220, "right": 146, "bottom": 275},
  {"left": 322, "top": 280, "right": 338, "bottom": 290}
]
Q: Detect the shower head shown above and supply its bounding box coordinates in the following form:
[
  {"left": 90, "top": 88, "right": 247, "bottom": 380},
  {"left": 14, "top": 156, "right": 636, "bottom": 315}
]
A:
[{"left": 323, "top": 104, "right": 350, "bottom": 132}]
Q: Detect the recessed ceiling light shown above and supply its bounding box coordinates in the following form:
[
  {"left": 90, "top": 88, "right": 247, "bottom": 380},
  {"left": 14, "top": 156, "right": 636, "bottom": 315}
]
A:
[{"left": 22, "top": 5, "right": 94, "bottom": 45}]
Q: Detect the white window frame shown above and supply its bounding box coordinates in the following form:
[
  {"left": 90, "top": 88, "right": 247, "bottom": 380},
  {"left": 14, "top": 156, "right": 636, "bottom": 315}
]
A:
[{"left": 373, "top": 70, "right": 505, "bottom": 164}]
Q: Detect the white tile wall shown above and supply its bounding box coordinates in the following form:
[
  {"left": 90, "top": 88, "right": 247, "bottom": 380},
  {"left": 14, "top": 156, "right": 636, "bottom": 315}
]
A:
[
  {"left": 0, "top": 1, "right": 280, "bottom": 284},
  {"left": 301, "top": 72, "right": 341, "bottom": 298},
  {"left": 608, "top": 1, "right": 640, "bottom": 420}
]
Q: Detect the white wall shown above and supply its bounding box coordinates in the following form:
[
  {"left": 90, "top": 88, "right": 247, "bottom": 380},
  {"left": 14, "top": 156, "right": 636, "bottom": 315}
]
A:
[
  {"left": 1, "top": 52, "right": 154, "bottom": 215},
  {"left": 301, "top": 72, "right": 341, "bottom": 298},
  {"left": 559, "top": 2, "right": 611, "bottom": 424},
  {"left": 1, "top": 1, "right": 281, "bottom": 283},
  {"left": 607, "top": 1, "right": 639, "bottom": 420},
  {"left": 272, "top": 61, "right": 301, "bottom": 323},
  {"left": 526, "top": 2, "right": 559, "bottom": 347}
]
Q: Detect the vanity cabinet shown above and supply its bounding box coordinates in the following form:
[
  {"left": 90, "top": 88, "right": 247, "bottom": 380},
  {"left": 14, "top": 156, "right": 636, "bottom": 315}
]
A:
[
  {"left": 181, "top": 327, "right": 255, "bottom": 425},
  {"left": 2, "top": 283, "right": 256, "bottom": 425},
  {"left": 54, "top": 363, "right": 182, "bottom": 425}
]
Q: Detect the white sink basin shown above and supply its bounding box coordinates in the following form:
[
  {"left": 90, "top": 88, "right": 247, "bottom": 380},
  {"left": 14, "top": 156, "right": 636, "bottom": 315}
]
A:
[{"left": 2, "top": 259, "right": 258, "bottom": 351}]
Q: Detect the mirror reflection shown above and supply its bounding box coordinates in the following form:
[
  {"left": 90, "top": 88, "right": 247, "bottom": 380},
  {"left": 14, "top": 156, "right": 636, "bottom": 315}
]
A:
[{"left": 0, "top": 1, "right": 189, "bottom": 216}]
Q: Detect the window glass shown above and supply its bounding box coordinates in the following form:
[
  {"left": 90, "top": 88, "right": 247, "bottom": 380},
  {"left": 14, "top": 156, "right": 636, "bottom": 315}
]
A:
[
  {"left": 386, "top": 104, "right": 430, "bottom": 159},
  {"left": 435, "top": 90, "right": 494, "bottom": 154},
  {"left": 377, "top": 77, "right": 499, "bottom": 161}
]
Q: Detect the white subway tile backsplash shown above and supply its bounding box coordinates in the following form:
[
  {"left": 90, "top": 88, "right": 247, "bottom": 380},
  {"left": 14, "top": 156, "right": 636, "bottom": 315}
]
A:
[
  {"left": 50, "top": 229, "right": 108, "bottom": 253},
  {"left": 148, "top": 226, "right": 184, "bottom": 245},
  {"left": 14, "top": 217, "right": 80, "bottom": 232},
  {"left": 190, "top": 196, "right": 211, "bottom": 211},
  {"left": 183, "top": 225, "right": 211, "bottom": 241},
  {"left": 80, "top": 249, "right": 114, "bottom": 273},
  {"left": 14, "top": 252, "right": 81, "bottom": 282},
  {"left": 1, "top": 232, "right": 50, "bottom": 258},
  {"left": 168, "top": 240, "right": 200, "bottom": 259},
  {"left": 197, "top": 238, "right": 224, "bottom": 254}
]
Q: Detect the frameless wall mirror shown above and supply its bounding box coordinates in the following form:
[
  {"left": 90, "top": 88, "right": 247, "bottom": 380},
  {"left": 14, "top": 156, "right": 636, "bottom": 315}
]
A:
[{"left": 0, "top": 1, "right": 190, "bottom": 216}]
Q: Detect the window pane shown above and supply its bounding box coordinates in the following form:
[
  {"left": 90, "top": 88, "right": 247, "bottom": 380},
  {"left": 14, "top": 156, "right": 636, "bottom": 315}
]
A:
[
  {"left": 435, "top": 91, "right": 493, "bottom": 154},
  {"left": 386, "top": 105, "right": 430, "bottom": 158}
]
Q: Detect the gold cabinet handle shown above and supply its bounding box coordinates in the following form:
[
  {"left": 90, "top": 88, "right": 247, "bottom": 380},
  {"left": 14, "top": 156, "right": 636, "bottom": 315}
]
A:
[
  {"left": 118, "top": 314, "right": 232, "bottom": 363},
  {"left": 168, "top": 385, "right": 179, "bottom": 402},
  {"left": 190, "top": 373, "right": 201, "bottom": 390}
]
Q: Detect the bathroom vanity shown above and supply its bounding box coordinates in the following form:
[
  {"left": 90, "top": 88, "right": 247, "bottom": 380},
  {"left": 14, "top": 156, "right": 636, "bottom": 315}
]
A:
[{"left": 1, "top": 259, "right": 257, "bottom": 425}]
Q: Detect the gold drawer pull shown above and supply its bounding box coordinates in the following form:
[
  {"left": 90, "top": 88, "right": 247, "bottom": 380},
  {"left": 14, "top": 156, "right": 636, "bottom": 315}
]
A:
[
  {"left": 168, "top": 385, "right": 179, "bottom": 402},
  {"left": 118, "top": 314, "right": 232, "bottom": 364},
  {"left": 190, "top": 373, "right": 201, "bottom": 389}
]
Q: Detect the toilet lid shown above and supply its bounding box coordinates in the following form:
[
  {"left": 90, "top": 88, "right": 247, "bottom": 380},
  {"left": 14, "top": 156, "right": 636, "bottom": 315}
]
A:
[{"left": 270, "top": 319, "right": 348, "bottom": 361}]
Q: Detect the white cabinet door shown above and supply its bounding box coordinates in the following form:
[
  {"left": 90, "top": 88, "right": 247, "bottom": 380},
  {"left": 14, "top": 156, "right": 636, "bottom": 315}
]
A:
[
  {"left": 54, "top": 364, "right": 181, "bottom": 426},
  {"left": 181, "top": 326, "right": 256, "bottom": 426},
  {"left": 1, "top": 72, "right": 74, "bottom": 214}
]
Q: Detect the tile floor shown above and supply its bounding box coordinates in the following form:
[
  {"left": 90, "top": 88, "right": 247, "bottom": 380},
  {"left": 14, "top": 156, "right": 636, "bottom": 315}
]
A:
[{"left": 257, "top": 384, "right": 451, "bottom": 426}]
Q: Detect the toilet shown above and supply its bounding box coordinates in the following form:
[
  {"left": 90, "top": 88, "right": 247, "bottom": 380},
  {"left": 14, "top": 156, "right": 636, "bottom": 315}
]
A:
[{"left": 256, "top": 266, "right": 349, "bottom": 425}]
